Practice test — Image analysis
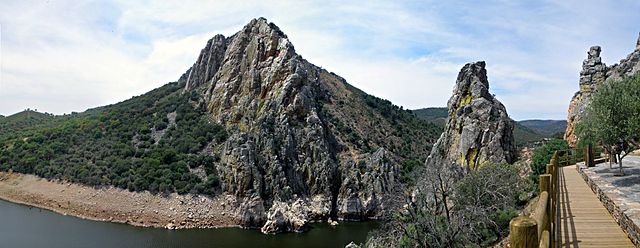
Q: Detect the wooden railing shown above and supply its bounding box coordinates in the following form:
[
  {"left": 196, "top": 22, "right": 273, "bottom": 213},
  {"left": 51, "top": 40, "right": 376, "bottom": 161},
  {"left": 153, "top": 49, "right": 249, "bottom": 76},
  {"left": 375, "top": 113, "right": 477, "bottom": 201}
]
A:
[{"left": 509, "top": 145, "right": 607, "bottom": 248}]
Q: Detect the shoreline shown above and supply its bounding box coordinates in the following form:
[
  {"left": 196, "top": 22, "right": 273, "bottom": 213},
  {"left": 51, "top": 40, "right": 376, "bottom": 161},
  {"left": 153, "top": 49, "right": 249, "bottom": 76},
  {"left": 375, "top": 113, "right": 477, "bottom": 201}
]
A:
[{"left": 0, "top": 172, "right": 241, "bottom": 230}]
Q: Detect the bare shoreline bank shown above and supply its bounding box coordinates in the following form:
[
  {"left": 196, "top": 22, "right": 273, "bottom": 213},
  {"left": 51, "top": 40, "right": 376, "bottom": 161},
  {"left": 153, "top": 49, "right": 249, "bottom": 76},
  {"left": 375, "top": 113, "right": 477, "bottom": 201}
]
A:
[{"left": 0, "top": 172, "right": 241, "bottom": 230}]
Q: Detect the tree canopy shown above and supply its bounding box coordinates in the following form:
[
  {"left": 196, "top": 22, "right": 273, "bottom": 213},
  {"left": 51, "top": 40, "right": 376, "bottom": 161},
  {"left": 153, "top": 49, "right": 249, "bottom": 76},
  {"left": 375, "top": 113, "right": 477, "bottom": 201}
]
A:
[{"left": 576, "top": 74, "right": 640, "bottom": 172}]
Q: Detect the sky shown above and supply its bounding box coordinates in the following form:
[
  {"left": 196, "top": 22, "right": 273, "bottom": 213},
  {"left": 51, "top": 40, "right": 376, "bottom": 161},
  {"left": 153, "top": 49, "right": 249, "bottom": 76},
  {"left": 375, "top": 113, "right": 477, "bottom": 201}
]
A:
[{"left": 0, "top": 1, "right": 639, "bottom": 120}]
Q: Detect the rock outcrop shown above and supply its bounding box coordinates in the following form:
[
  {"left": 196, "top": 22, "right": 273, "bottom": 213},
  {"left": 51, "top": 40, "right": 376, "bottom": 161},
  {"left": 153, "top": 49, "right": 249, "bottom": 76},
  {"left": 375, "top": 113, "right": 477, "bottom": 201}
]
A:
[
  {"left": 565, "top": 33, "right": 640, "bottom": 145},
  {"left": 260, "top": 199, "right": 309, "bottom": 234},
  {"left": 427, "top": 61, "right": 516, "bottom": 169},
  {"left": 179, "top": 18, "right": 440, "bottom": 233}
]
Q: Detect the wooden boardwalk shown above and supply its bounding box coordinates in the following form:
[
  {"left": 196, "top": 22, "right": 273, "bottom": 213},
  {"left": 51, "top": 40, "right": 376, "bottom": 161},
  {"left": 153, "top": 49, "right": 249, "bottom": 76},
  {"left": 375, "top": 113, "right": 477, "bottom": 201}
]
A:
[{"left": 558, "top": 165, "right": 635, "bottom": 247}]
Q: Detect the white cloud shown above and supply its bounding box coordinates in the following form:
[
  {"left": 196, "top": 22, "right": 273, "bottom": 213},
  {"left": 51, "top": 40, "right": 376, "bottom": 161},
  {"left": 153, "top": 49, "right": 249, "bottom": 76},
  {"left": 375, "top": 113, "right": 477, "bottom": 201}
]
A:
[{"left": 0, "top": 0, "right": 638, "bottom": 120}]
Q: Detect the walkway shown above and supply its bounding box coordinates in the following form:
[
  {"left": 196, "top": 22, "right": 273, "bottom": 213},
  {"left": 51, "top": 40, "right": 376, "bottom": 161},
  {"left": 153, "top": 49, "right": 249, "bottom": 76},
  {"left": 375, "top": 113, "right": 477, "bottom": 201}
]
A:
[{"left": 558, "top": 165, "right": 635, "bottom": 247}]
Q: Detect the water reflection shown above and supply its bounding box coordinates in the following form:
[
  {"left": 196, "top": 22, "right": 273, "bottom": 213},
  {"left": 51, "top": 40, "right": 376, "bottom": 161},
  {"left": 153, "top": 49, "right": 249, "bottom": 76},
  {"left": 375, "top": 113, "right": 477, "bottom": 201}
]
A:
[{"left": 0, "top": 200, "right": 377, "bottom": 248}]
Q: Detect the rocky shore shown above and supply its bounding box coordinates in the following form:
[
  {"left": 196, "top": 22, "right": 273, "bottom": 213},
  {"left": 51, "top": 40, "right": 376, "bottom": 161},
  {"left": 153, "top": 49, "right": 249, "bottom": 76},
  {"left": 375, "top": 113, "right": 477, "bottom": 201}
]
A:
[{"left": 0, "top": 171, "right": 240, "bottom": 229}]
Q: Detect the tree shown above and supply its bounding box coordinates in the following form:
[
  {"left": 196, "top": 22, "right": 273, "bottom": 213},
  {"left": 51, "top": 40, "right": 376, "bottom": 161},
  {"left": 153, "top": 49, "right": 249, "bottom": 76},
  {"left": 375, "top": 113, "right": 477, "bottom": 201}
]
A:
[
  {"left": 367, "top": 161, "right": 527, "bottom": 247},
  {"left": 530, "top": 139, "right": 568, "bottom": 185},
  {"left": 576, "top": 74, "right": 640, "bottom": 175}
]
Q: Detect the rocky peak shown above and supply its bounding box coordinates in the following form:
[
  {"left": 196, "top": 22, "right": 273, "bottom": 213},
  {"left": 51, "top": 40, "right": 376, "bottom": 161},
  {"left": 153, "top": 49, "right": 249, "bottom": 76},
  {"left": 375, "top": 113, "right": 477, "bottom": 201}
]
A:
[
  {"left": 184, "top": 34, "right": 227, "bottom": 91},
  {"left": 565, "top": 34, "right": 640, "bottom": 145},
  {"left": 579, "top": 46, "right": 607, "bottom": 93},
  {"left": 427, "top": 61, "right": 516, "bottom": 170},
  {"left": 174, "top": 18, "right": 440, "bottom": 233},
  {"left": 182, "top": 18, "right": 293, "bottom": 92},
  {"left": 241, "top": 17, "right": 288, "bottom": 40}
]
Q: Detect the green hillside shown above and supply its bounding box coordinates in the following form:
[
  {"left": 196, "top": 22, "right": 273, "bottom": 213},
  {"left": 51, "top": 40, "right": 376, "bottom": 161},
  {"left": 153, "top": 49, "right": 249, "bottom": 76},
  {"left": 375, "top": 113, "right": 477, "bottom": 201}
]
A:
[
  {"left": 412, "top": 107, "right": 559, "bottom": 147},
  {"left": 412, "top": 107, "right": 448, "bottom": 127},
  {"left": 518, "top": 119, "right": 566, "bottom": 136},
  {"left": 0, "top": 82, "right": 227, "bottom": 195}
]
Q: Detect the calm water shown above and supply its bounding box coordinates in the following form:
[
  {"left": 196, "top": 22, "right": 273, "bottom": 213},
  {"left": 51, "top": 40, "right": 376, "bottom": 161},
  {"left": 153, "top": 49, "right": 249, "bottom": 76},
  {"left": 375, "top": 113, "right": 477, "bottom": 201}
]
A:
[{"left": 0, "top": 200, "right": 377, "bottom": 248}]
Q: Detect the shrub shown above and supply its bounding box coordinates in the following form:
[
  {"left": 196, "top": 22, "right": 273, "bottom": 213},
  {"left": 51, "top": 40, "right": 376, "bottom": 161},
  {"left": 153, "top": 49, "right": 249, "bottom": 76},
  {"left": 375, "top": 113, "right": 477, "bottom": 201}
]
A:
[{"left": 530, "top": 139, "right": 568, "bottom": 186}]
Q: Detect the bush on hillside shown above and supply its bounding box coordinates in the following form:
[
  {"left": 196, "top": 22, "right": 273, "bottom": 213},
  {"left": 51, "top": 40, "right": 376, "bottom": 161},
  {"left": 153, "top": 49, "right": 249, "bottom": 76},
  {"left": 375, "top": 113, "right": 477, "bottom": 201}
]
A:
[{"left": 530, "top": 139, "right": 568, "bottom": 186}]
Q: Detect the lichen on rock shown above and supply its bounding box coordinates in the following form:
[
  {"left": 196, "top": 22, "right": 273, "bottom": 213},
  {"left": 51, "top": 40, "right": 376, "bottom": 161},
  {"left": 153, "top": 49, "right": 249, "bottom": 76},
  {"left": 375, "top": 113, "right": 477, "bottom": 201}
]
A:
[
  {"left": 177, "top": 17, "right": 435, "bottom": 233},
  {"left": 427, "top": 61, "right": 516, "bottom": 170}
]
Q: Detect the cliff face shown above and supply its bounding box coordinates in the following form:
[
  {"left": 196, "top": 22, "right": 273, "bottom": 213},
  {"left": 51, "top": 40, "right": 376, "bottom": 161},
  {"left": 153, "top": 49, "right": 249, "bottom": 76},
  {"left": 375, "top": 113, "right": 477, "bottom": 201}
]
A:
[
  {"left": 180, "top": 18, "right": 440, "bottom": 233},
  {"left": 565, "top": 33, "right": 640, "bottom": 145},
  {"left": 427, "top": 62, "right": 516, "bottom": 170}
]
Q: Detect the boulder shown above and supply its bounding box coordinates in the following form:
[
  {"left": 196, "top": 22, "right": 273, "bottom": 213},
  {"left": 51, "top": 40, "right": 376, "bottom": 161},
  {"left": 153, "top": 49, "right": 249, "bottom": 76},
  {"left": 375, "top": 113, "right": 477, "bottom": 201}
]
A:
[{"left": 260, "top": 199, "right": 309, "bottom": 234}]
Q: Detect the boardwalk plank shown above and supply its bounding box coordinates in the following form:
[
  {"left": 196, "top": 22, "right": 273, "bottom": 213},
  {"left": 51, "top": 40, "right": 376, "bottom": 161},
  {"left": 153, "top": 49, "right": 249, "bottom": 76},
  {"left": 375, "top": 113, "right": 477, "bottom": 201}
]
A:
[{"left": 557, "top": 165, "right": 635, "bottom": 248}]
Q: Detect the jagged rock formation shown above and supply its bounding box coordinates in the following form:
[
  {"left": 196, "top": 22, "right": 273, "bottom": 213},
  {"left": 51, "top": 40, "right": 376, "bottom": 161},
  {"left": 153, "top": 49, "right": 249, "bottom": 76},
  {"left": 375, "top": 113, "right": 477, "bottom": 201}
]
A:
[
  {"left": 180, "top": 18, "right": 440, "bottom": 233},
  {"left": 427, "top": 62, "right": 516, "bottom": 170},
  {"left": 565, "top": 33, "right": 640, "bottom": 145}
]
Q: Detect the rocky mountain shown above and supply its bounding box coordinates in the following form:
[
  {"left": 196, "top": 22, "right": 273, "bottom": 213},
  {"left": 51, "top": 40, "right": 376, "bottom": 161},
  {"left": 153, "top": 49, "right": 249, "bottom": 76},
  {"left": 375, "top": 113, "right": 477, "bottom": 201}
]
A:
[
  {"left": 426, "top": 61, "right": 516, "bottom": 170},
  {"left": 0, "top": 18, "right": 441, "bottom": 234},
  {"left": 565, "top": 33, "right": 640, "bottom": 146},
  {"left": 413, "top": 107, "right": 564, "bottom": 146},
  {"left": 179, "top": 18, "right": 445, "bottom": 233}
]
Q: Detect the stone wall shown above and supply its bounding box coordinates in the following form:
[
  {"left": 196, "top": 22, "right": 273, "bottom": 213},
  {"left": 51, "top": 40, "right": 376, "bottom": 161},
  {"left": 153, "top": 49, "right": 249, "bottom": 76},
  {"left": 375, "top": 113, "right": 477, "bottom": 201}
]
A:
[{"left": 575, "top": 163, "right": 640, "bottom": 247}]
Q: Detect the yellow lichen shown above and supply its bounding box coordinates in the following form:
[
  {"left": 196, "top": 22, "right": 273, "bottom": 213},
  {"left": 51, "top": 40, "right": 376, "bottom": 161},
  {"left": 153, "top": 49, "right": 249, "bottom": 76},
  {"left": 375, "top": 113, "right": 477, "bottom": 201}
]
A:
[
  {"left": 466, "top": 148, "right": 478, "bottom": 170},
  {"left": 460, "top": 94, "right": 473, "bottom": 105}
]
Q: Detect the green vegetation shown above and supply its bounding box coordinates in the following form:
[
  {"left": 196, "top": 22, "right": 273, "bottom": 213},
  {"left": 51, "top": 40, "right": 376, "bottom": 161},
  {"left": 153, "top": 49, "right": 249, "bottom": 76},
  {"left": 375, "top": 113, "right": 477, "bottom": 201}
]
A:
[
  {"left": 518, "top": 120, "right": 567, "bottom": 137},
  {"left": 0, "top": 109, "right": 69, "bottom": 142},
  {"left": 399, "top": 159, "right": 423, "bottom": 184},
  {"left": 530, "top": 139, "right": 568, "bottom": 186},
  {"left": 412, "top": 107, "right": 565, "bottom": 147},
  {"left": 0, "top": 82, "right": 227, "bottom": 195},
  {"left": 512, "top": 122, "right": 547, "bottom": 147},
  {"left": 576, "top": 74, "right": 640, "bottom": 172},
  {"left": 367, "top": 162, "right": 528, "bottom": 247},
  {"left": 361, "top": 94, "right": 442, "bottom": 178}
]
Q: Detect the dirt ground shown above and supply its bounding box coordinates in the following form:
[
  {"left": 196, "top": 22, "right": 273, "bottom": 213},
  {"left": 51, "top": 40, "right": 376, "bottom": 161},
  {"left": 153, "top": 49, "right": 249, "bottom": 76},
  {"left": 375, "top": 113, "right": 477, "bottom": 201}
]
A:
[{"left": 0, "top": 171, "right": 240, "bottom": 229}]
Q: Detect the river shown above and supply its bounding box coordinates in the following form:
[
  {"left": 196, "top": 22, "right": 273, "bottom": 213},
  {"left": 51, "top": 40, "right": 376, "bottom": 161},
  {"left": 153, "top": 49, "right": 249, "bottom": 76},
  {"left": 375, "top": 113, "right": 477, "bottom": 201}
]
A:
[{"left": 0, "top": 199, "right": 378, "bottom": 248}]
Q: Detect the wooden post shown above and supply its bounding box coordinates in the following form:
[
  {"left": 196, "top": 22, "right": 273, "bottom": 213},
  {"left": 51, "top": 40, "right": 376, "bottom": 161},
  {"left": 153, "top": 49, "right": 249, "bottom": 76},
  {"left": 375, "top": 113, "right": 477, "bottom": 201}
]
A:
[
  {"left": 540, "top": 174, "right": 550, "bottom": 194},
  {"left": 586, "top": 144, "right": 594, "bottom": 167},
  {"left": 539, "top": 174, "right": 552, "bottom": 238},
  {"left": 540, "top": 230, "right": 551, "bottom": 248},
  {"left": 550, "top": 165, "right": 556, "bottom": 248},
  {"left": 510, "top": 216, "right": 539, "bottom": 248},
  {"left": 546, "top": 164, "right": 552, "bottom": 174}
]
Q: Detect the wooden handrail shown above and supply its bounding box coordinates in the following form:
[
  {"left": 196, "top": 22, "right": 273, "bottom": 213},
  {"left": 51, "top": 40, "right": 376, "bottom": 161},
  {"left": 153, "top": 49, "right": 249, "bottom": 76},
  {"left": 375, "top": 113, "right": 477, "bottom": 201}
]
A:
[
  {"left": 510, "top": 146, "right": 577, "bottom": 248},
  {"left": 510, "top": 144, "right": 607, "bottom": 247}
]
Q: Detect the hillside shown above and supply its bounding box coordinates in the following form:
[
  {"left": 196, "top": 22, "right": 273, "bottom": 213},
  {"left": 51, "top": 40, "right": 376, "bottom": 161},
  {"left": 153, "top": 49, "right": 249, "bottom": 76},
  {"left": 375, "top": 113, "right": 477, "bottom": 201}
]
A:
[
  {"left": 518, "top": 119, "right": 566, "bottom": 136},
  {"left": 413, "top": 107, "right": 562, "bottom": 146},
  {"left": 512, "top": 122, "right": 547, "bottom": 146},
  {"left": 0, "top": 18, "right": 441, "bottom": 233},
  {"left": 0, "top": 110, "right": 70, "bottom": 142},
  {"left": 412, "top": 107, "right": 448, "bottom": 126}
]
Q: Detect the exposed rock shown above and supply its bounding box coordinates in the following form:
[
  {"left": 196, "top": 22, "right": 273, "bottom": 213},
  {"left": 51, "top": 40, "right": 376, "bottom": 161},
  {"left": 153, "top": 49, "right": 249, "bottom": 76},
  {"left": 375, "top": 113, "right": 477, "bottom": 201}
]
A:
[
  {"left": 328, "top": 218, "right": 339, "bottom": 226},
  {"left": 237, "top": 194, "right": 265, "bottom": 228},
  {"left": 345, "top": 242, "right": 360, "bottom": 248},
  {"left": 179, "top": 17, "right": 437, "bottom": 231},
  {"left": 184, "top": 34, "right": 227, "bottom": 91},
  {"left": 337, "top": 148, "right": 395, "bottom": 220},
  {"left": 565, "top": 34, "right": 640, "bottom": 145},
  {"left": 260, "top": 199, "right": 309, "bottom": 234},
  {"left": 427, "top": 61, "right": 516, "bottom": 169}
]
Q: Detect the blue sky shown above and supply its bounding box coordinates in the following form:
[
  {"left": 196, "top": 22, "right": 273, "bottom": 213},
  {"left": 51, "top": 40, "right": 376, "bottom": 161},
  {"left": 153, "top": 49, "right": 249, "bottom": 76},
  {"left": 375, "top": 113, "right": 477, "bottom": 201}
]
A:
[{"left": 0, "top": 0, "right": 639, "bottom": 120}]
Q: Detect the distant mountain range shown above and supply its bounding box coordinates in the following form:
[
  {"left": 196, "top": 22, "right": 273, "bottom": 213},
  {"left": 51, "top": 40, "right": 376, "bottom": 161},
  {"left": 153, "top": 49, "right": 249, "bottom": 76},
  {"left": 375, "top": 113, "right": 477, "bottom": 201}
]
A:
[{"left": 413, "top": 107, "right": 566, "bottom": 146}]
